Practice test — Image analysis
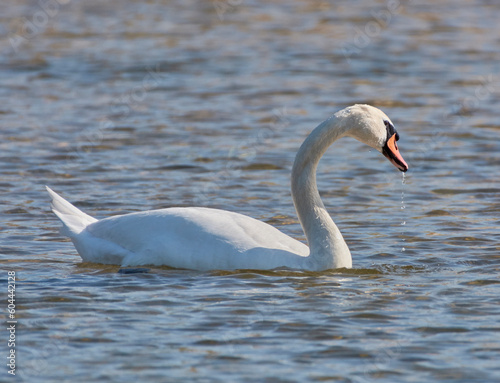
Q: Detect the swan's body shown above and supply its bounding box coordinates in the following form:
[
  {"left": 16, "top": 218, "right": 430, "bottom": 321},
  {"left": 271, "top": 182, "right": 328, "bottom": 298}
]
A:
[{"left": 47, "top": 105, "right": 408, "bottom": 271}]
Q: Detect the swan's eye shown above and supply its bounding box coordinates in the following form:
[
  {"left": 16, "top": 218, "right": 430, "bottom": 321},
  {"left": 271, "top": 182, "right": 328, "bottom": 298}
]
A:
[{"left": 383, "top": 120, "right": 398, "bottom": 139}]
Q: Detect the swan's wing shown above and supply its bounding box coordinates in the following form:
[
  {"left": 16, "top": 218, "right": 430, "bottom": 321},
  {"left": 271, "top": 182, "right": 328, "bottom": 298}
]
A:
[{"left": 83, "top": 207, "right": 309, "bottom": 269}]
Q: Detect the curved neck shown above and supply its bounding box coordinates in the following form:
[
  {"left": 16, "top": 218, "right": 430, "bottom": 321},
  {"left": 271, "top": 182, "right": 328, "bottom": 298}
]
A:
[{"left": 291, "top": 115, "right": 352, "bottom": 269}]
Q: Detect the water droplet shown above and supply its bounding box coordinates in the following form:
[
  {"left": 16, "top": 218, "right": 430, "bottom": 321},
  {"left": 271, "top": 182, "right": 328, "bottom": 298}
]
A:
[{"left": 400, "top": 173, "right": 407, "bottom": 251}]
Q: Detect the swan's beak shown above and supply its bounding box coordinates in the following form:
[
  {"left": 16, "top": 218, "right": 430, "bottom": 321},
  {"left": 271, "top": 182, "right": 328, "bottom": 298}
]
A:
[{"left": 382, "top": 133, "right": 408, "bottom": 172}]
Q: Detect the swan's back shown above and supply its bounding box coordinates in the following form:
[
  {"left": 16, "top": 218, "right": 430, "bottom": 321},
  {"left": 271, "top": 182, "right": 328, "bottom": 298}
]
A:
[
  {"left": 47, "top": 186, "right": 310, "bottom": 270},
  {"left": 86, "top": 207, "right": 310, "bottom": 270}
]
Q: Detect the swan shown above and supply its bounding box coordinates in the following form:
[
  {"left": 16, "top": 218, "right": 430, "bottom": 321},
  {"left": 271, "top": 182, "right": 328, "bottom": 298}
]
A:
[{"left": 46, "top": 104, "right": 408, "bottom": 271}]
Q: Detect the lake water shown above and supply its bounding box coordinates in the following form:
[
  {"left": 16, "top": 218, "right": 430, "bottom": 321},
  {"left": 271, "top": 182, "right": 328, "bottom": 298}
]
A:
[{"left": 1, "top": 0, "right": 500, "bottom": 381}]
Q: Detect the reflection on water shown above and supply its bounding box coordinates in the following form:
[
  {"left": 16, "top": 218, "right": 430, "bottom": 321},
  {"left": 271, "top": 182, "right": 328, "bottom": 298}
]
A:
[{"left": 1, "top": 0, "right": 500, "bottom": 381}]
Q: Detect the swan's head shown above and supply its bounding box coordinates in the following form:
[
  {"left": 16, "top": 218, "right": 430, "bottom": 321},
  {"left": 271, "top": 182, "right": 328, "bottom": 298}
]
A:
[{"left": 338, "top": 104, "right": 409, "bottom": 172}]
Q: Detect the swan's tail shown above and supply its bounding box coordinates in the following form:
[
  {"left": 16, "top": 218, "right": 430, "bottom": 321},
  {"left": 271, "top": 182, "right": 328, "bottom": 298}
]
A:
[{"left": 46, "top": 186, "right": 97, "bottom": 236}]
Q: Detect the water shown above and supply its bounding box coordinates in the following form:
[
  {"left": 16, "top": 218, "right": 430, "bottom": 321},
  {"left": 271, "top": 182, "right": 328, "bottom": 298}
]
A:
[{"left": 1, "top": 0, "right": 500, "bottom": 381}]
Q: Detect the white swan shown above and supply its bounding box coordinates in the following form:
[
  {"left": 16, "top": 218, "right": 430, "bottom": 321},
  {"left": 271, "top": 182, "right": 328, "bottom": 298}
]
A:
[{"left": 47, "top": 104, "right": 408, "bottom": 271}]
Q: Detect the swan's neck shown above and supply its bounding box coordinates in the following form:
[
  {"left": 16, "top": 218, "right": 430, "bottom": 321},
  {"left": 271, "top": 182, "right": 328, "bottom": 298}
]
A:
[{"left": 291, "top": 115, "right": 352, "bottom": 269}]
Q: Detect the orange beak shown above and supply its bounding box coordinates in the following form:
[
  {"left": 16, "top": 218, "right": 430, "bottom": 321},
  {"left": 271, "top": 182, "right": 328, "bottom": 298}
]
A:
[{"left": 382, "top": 133, "right": 408, "bottom": 172}]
